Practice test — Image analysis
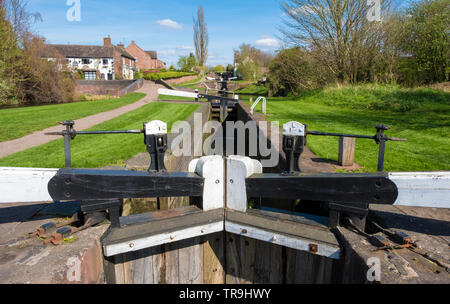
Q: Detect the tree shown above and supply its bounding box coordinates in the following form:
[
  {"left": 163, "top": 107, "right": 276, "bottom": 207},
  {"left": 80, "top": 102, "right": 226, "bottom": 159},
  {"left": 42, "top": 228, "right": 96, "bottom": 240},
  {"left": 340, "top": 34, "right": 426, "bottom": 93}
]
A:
[
  {"left": 234, "top": 44, "right": 273, "bottom": 80},
  {"left": 214, "top": 65, "right": 225, "bottom": 72},
  {"left": 177, "top": 53, "right": 198, "bottom": 72},
  {"left": 193, "top": 5, "right": 208, "bottom": 68},
  {"left": 0, "top": 3, "right": 26, "bottom": 104},
  {"left": 0, "top": 0, "right": 74, "bottom": 105},
  {"left": 399, "top": 0, "right": 449, "bottom": 83},
  {"left": 269, "top": 47, "right": 332, "bottom": 95},
  {"left": 280, "top": 0, "right": 395, "bottom": 83}
]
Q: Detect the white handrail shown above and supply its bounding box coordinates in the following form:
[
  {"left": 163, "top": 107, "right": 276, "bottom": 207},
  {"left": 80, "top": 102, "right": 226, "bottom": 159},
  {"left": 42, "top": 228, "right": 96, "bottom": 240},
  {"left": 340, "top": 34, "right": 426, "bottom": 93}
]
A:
[{"left": 250, "top": 96, "right": 267, "bottom": 115}]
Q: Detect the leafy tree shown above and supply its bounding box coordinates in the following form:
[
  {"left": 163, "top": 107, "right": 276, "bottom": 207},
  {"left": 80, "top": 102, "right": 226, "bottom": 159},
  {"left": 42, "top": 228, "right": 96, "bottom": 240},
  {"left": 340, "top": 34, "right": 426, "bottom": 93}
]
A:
[
  {"left": 234, "top": 44, "right": 273, "bottom": 81},
  {"left": 399, "top": 0, "right": 449, "bottom": 83},
  {"left": 0, "top": 4, "right": 24, "bottom": 104},
  {"left": 177, "top": 53, "right": 198, "bottom": 72},
  {"left": 0, "top": 0, "right": 74, "bottom": 105},
  {"left": 214, "top": 65, "right": 225, "bottom": 72}
]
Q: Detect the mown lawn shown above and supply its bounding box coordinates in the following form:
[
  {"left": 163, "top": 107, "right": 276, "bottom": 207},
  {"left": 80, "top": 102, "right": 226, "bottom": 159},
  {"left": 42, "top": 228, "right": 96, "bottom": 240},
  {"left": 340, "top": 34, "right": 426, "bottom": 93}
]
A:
[
  {"left": 0, "top": 93, "right": 146, "bottom": 143},
  {"left": 173, "top": 75, "right": 204, "bottom": 88},
  {"left": 158, "top": 94, "right": 208, "bottom": 102},
  {"left": 235, "top": 84, "right": 269, "bottom": 96},
  {"left": 247, "top": 84, "right": 450, "bottom": 172},
  {"left": 0, "top": 102, "right": 199, "bottom": 168}
]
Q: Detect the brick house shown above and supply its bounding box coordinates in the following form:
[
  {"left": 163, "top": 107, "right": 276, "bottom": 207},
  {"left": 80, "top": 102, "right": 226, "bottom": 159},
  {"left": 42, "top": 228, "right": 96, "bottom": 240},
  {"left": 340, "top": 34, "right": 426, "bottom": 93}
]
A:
[
  {"left": 125, "top": 41, "right": 166, "bottom": 71},
  {"left": 42, "top": 36, "right": 136, "bottom": 80}
]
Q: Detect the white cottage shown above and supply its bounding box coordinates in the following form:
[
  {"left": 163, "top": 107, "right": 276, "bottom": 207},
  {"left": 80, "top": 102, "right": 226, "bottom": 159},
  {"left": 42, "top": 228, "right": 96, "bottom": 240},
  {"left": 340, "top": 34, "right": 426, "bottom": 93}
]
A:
[{"left": 42, "top": 37, "right": 136, "bottom": 80}]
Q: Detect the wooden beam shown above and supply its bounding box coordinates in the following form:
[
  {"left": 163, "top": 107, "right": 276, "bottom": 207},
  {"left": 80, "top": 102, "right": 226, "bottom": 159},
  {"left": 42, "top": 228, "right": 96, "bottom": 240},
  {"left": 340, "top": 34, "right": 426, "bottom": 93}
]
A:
[
  {"left": 225, "top": 222, "right": 340, "bottom": 259},
  {"left": 103, "top": 221, "right": 223, "bottom": 257},
  {"left": 0, "top": 167, "right": 57, "bottom": 203},
  {"left": 225, "top": 209, "right": 341, "bottom": 260},
  {"left": 338, "top": 137, "right": 355, "bottom": 167},
  {"left": 390, "top": 172, "right": 450, "bottom": 208}
]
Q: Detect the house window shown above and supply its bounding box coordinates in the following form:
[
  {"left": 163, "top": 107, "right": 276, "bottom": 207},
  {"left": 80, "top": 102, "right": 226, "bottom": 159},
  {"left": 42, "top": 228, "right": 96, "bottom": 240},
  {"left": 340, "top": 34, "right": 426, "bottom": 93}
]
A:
[
  {"left": 84, "top": 71, "right": 96, "bottom": 80},
  {"left": 103, "top": 59, "right": 109, "bottom": 65},
  {"left": 82, "top": 58, "right": 90, "bottom": 64}
]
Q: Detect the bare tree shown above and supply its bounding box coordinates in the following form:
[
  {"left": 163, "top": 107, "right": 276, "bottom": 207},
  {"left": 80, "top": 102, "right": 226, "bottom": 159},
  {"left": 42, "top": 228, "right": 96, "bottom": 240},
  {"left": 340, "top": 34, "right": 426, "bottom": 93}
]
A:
[
  {"left": 280, "top": 0, "right": 395, "bottom": 83},
  {"left": 0, "top": 0, "right": 41, "bottom": 43},
  {"left": 193, "top": 5, "right": 208, "bottom": 68}
]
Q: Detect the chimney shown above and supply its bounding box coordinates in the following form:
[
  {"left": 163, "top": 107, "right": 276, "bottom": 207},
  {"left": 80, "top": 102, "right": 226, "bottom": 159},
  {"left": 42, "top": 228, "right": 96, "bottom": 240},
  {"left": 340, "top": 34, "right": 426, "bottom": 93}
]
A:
[
  {"left": 117, "top": 43, "right": 125, "bottom": 49},
  {"left": 104, "top": 36, "right": 111, "bottom": 46}
]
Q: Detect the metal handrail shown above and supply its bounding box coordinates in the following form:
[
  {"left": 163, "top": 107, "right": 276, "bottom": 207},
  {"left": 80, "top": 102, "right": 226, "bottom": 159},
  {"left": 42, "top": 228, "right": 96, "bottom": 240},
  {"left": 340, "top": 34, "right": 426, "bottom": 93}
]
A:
[{"left": 250, "top": 96, "right": 267, "bottom": 115}]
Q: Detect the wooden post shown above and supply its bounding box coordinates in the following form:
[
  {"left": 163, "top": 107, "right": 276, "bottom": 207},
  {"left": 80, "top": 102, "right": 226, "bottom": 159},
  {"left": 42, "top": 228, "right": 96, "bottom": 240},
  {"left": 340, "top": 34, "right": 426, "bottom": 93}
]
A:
[{"left": 338, "top": 137, "right": 355, "bottom": 167}]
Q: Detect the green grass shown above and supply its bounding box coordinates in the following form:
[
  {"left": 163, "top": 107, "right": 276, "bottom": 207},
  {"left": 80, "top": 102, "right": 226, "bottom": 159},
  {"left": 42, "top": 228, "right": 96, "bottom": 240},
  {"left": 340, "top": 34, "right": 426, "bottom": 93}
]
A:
[
  {"left": 0, "top": 93, "right": 146, "bottom": 143},
  {"left": 235, "top": 84, "right": 269, "bottom": 96},
  {"left": 157, "top": 95, "right": 208, "bottom": 102},
  {"left": 0, "top": 103, "right": 199, "bottom": 168},
  {"left": 246, "top": 84, "right": 450, "bottom": 172},
  {"left": 174, "top": 75, "right": 204, "bottom": 88}
]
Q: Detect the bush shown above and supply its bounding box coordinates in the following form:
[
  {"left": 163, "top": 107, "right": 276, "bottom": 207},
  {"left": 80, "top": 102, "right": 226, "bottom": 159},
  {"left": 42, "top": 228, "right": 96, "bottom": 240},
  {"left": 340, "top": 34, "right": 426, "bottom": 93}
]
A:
[
  {"left": 134, "top": 70, "right": 144, "bottom": 80},
  {"left": 268, "top": 47, "right": 332, "bottom": 96}
]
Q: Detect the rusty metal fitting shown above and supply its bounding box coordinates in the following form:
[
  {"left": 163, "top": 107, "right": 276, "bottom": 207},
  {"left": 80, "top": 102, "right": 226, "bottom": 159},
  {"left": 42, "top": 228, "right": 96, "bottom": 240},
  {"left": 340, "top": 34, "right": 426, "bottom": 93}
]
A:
[{"left": 309, "top": 244, "right": 318, "bottom": 254}]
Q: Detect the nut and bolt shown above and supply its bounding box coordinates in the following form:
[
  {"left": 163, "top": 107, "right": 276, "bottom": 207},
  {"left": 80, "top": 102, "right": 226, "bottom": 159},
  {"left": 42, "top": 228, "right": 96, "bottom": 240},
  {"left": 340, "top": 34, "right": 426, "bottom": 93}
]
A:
[{"left": 309, "top": 244, "right": 318, "bottom": 254}]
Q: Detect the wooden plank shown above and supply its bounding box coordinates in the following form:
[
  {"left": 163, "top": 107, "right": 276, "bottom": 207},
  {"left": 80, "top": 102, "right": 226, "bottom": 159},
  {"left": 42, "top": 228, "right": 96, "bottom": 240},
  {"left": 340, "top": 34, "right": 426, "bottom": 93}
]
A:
[
  {"left": 269, "top": 243, "right": 283, "bottom": 284},
  {"left": 253, "top": 240, "right": 272, "bottom": 284},
  {"left": 225, "top": 233, "right": 243, "bottom": 284},
  {"left": 104, "top": 221, "right": 223, "bottom": 257},
  {"left": 103, "top": 209, "right": 223, "bottom": 257},
  {"left": 203, "top": 233, "right": 225, "bottom": 284},
  {"left": 239, "top": 235, "right": 256, "bottom": 284},
  {"left": 113, "top": 254, "right": 126, "bottom": 284},
  {"left": 131, "top": 250, "right": 146, "bottom": 284},
  {"left": 292, "top": 250, "right": 334, "bottom": 284},
  {"left": 285, "top": 248, "right": 297, "bottom": 284},
  {"left": 0, "top": 167, "right": 57, "bottom": 203},
  {"left": 390, "top": 172, "right": 450, "bottom": 208},
  {"left": 164, "top": 242, "right": 180, "bottom": 284},
  {"left": 152, "top": 245, "right": 166, "bottom": 284},
  {"left": 142, "top": 247, "right": 155, "bottom": 284},
  {"left": 225, "top": 221, "right": 340, "bottom": 259},
  {"left": 158, "top": 88, "right": 198, "bottom": 99},
  {"left": 191, "top": 237, "right": 203, "bottom": 284},
  {"left": 178, "top": 238, "right": 203, "bottom": 284},
  {"left": 122, "top": 252, "right": 134, "bottom": 284},
  {"left": 338, "top": 137, "right": 355, "bottom": 166},
  {"left": 254, "top": 241, "right": 284, "bottom": 284}
]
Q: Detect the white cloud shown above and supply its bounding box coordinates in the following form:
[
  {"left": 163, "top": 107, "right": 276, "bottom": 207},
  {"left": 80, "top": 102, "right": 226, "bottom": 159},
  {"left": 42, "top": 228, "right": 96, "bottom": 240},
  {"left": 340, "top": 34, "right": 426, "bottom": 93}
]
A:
[
  {"left": 156, "top": 19, "right": 182, "bottom": 30},
  {"left": 255, "top": 37, "right": 280, "bottom": 48}
]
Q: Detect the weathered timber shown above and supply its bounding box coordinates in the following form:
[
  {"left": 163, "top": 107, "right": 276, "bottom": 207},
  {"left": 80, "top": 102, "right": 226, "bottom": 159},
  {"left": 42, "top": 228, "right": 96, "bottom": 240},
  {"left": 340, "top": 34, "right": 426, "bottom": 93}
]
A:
[
  {"left": 102, "top": 207, "right": 224, "bottom": 257},
  {"left": 225, "top": 209, "right": 340, "bottom": 259},
  {"left": 338, "top": 137, "right": 356, "bottom": 167},
  {"left": 246, "top": 173, "right": 398, "bottom": 205},
  {"left": 48, "top": 169, "right": 204, "bottom": 201}
]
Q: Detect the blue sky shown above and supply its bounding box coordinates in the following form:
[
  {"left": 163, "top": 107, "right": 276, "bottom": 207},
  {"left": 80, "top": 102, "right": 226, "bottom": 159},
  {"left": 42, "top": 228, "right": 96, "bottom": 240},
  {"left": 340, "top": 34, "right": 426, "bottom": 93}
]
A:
[
  {"left": 27, "top": 0, "right": 412, "bottom": 67},
  {"left": 27, "top": 0, "right": 284, "bottom": 67}
]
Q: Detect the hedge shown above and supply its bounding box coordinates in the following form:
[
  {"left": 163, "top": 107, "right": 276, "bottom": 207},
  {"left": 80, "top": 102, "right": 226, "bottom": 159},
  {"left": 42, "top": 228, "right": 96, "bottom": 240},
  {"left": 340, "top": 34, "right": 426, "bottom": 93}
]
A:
[{"left": 143, "top": 71, "right": 197, "bottom": 81}]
